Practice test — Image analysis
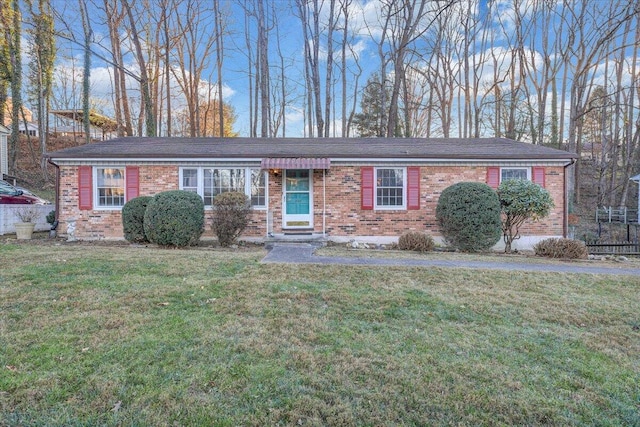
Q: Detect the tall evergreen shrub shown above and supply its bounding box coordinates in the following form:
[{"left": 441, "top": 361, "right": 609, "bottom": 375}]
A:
[
  {"left": 435, "top": 182, "right": 502, "bottom": 252},
  {"left": 122, "top": 196, "right": 152, "bottom": 243},
  {"left": 144, "top": 191, "right": 204, "bottom": 247}
]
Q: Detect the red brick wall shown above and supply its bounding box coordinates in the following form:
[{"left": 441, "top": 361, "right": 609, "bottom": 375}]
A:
[
  {"left": 268, "top": 165, "right": 565, "bottom": 238},
  {"left": 59, "top": 164, "right": 565, "bottom": 240},
  {"left": 58, "top": 165, "right": 267, "bottom": 239}
]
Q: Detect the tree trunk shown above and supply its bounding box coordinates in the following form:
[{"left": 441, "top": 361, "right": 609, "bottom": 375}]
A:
[
  {"left": 122, "top": 0, "right": 156, "bottom": 137},
  {"left": 214, "top": 0, "right": 225, "bottom": 137},
  {"left": 257, "top": 0, "right": 270, "bottom": 137},
  {"left": 323, "top": 0, "right": 336, "bottom": 138}
]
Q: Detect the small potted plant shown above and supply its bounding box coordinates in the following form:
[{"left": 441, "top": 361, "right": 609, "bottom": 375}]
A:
[
  {"left": 14, "top": 206, "right": 39, "bottom": 240},
  {"left": 46, "top": 210, "right": 58, "bottom": 238}
]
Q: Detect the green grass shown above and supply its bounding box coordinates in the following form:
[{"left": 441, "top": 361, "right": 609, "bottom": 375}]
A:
[{"left": 1, "top": 243, "right": 639, "bottom": 426}]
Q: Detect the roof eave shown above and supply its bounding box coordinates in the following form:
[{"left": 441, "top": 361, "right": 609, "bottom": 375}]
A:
[{"left": 47, "top": 155, "right": 575, "bottom": 164}]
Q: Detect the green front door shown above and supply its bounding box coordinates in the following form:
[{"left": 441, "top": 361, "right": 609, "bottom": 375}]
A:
[{"left": 283, "top": 169, "right": 313, "bottom": 228}]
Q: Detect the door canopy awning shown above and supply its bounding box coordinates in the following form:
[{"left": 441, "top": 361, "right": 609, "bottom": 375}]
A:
[{"left": 261, "top": 157, "right": 331, "bottom": 170}]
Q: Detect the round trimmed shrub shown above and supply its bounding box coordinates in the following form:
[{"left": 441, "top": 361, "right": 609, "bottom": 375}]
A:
[
  {"left": 122, "top": 195, "right": 153, "bottom": 243},
  {"left": 435, "top": 182, "right": 502, "bottom": 252},
  {"left": 144, "top": 190, "right": 204, "bottom": 247},
  {"left": 533, "top": 238, "right": 588, "bottom": 259},
  {"left": 212, "top": 191, "right": 251, "bottom": 247},
  {"left": 398, "top": 231, "right": 435, "bottom": 252}
]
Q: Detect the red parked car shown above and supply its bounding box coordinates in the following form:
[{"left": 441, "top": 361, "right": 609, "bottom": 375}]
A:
[{"left": 0, "top": 180, "right": 49, "bottom": 204}]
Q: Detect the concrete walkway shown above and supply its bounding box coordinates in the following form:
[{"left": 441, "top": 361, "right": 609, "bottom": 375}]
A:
[{"left": 262, "top": 243, "right": 640, "bottom": 277}]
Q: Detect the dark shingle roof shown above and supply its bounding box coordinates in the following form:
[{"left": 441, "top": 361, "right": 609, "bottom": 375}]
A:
[{"left": 46, "top": 137, "right": 576, "bottom": 161}]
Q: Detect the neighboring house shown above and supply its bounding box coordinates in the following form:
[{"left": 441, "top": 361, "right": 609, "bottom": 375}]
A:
[
  {"left": 0, "top": 124, "right": 8, "bottom": 178},
  {"left": 51, "top": 110, "right": 118, "bottom": 141},
  {"left": 46, "top": 137, "right": 577, "bottom": 250},
  {"left": 2, "top": 98, "right": 34, "bottom": 126},
  {"left": 50, "top": 124, "right": 112, "bottom": 140},
  {"left": 3, "top": 98, "right": 37, "bottom": 137},
  {"left": 18, "top": 122, "right": 39, "bottom": 137}
]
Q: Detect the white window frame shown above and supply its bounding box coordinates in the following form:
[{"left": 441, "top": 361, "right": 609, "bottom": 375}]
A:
[
  {"left": 248, "top": 168, "right": 268, "bottom": 208},
  {"left": 94, "top": 166, "right": 126, "bottom": 210},
  {"left": 500, "top": 167, "right": 531, "bottom": 183},
  {"left": 374, "top": 167, "right": 406, "bottom": 210},
  {"left": 179, "top": 167, "right": 268, "bottom": 209}
]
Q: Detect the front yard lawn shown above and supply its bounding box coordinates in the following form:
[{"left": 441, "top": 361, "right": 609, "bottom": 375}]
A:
[{"left": 1, "top": 243, "right": 639, "bottom": 426}]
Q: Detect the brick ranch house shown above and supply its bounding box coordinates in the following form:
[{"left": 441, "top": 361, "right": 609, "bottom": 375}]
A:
[{"left": 46, "top": 137, "right": 577, "bottom": 250}]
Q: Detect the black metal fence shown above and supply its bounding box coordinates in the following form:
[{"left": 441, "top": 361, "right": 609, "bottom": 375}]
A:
[{"left": 585, "top": 241, "right": 640, "bottom": 255}]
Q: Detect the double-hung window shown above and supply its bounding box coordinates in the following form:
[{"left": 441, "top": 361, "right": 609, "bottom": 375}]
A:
[
  {"left": 501, "top": 168, "right": 530, "bottom": 182},
  {"left": 376, "top": 167, "right": 405, "bottom": 209},
  {"left": 180, "top": 167, "right": 267, "bottom": 208},
  {"left": 95, "top": 167, "right": 125, "bottom": 208},
  {"left": 249, "top": 169, "right": 267, "bottom": 206},
  {"left": 487, "top": 166, "right": 545, "bottom": 189},
  {"left": 362, "top": 166, "right": 419, "bottom": 210},
  {"left": 78, "top": 165, "right": 137, "bottom": 211}
]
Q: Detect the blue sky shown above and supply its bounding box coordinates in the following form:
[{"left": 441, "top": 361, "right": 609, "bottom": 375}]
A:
[
  {"left": 43, "top": 0, "right": 639, "bottom": 140},
  {"left": 48, "top": 0, "right": 421, "bottom": 137}
]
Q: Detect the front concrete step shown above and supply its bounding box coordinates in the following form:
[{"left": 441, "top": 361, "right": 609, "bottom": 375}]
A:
[{"left": 266, "top": 233, "right": 328, "bottom": 244}]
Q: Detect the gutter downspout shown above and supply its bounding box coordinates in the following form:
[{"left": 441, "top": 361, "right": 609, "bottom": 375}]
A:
[
  {"left": 47, "top": 157, "right": 60, "bottom": 227},
  {"left": 564, "top": 158, "right": 577, "bottom": 238},
  {"left": 322, "top": 168, "right": 326, "bottom": 237}
]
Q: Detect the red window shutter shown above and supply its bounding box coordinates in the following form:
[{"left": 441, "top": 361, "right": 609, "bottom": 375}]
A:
[
  {"left": 126, "top": 166, "right": 140, "bottom": 201},
  {"left": 532, "top": 167, "right": 545, "bottom": 187},
  {"left": 361, "top": 167, "right": 374, "bottom": 210},
  {"left": 78, "top": 165, "right": 92, "bottom": 210},
  {"left": 407, "top": 166, "right": 420, "bottom": 210},
  {"left": 486, "top": 167, "right": 500, "bottom": 189}
]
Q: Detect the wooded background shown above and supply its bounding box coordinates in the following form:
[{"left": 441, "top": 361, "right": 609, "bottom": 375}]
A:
[{"left": 1, "top": 0, "right": 639, "bottom": 209}]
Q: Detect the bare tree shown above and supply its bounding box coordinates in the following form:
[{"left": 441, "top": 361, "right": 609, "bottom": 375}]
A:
[
  {"left": 77, "top": 0, "right": 93, "bottom": 143},
  {"left": 296, "top": 0, "right": 326, "bottom": 137},
  {"left": 169, "top": 0, "right": 216, "bottom": 137},
  {"left": 121, "top": 0, "right": 156, "bottom": 136},
  {"left": 25, "top": 0, "right": 55, "bottom": 180},
  {"left": 269, "top": 1, "right": 298, "bottom": 138},
  {"left": 617, "top": 10, "right": 640, "bottom": 208},
  {"left": 564, "top": 0, "right": 636, "bottom": 203},
  {"left": 213, "top": 0, "right": 226, "bottom": 137},
  {"left": 522, "top": 0, "right": 557, "bottom": 145},
  {"left": 323, "top": 0, "right": 336, "bottom": 137},
  {"left": 102, "top": 0, "right": 134, "bottom": 136},
  {"left": 0, "top": 0, "right": 22, "bottom": 171},
  {"left": 257, "top": 0, "right": 271, "bottom": 137},
  {"left": 385, "top": 0, "right": 427, "bottom": 137},
  {"left": 418, "top": 6, "right": 459, "bottom": 137}
]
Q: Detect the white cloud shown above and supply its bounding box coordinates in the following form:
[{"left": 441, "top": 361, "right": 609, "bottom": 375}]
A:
[{"left": 198, "top": 80, "right": 236, "bottom": 102}]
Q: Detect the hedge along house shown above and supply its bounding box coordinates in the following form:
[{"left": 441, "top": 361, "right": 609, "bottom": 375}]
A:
[{"left": 46, "top": 137, "right": 577, "bottom": 250}]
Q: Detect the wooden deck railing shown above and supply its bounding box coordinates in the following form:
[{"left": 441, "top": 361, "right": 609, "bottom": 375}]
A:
[{"left": 596, "top": 207, "right": 639, "bottom": 224}]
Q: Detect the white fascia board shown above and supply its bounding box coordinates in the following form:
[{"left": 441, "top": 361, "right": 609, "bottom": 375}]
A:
[
  {"left": 51, "top": 157, "right": 263, "bottom": 164},
  {"left": 50, "top": 156, "right": 574, "bottom": 167},
  {"left": 330, "top": 157, "right": 574, "bottom": 166}
]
